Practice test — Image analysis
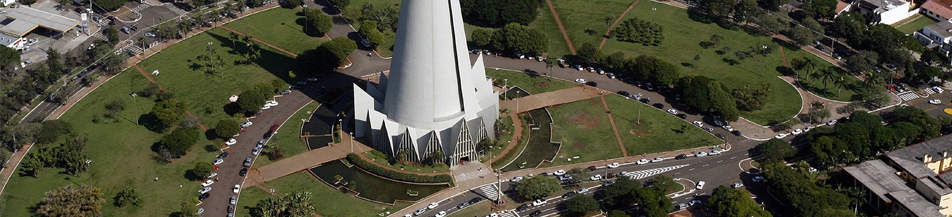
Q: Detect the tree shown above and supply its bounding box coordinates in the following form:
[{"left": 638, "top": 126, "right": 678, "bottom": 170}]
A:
[
  {"left": 114, "top": 188, "right": 142, "bottom": 207},
  {"left": 808, "top": 101, "right": 831, "bottom": 124},
  {"left": 0, "top": 46, "right": 20, "bottom": 70},
  {"left": 236, "top": 90, "right": 267, "bottom": 115},
  {"left": 786, "top": 26, "right": 818, "bottom": 46},
  {"left": 331, "top": 37, "right": 357, "bottom": 55},
  {"left": 701, "top": 0, "right": 736, "bottom": 18},
  {"left": 460, "top": 0, "right": 542, "bottom": 27},
  {"left": 576, "top": 43, "right": 604, "bottom": 64},
  {"left": 471, "top": 29, "right": 494, "bottom": 47},
  {"left": 35, "top": 184, "right": 104, "bottom": 217},
  {"left": 603, "top": 176, "right": 640, "bottom": 207},
  {"left": 732, "top": 83, "right": 770, "bottom": 111},
  {"left": 281, "top": 0, "right": 301, "bottom": 8},
  {"left": 758, "top": 138, "right": 794, "bottom": 162},
  {"left": 36, "top": 120, "right": 74, "bottom": 145},
  {"left": 21, "top": 156, "right": 43, "bottom": 178},
  {"left": 179, "top": 200, "right": 199, "bottom": 217},
  {"left": 677, "top": 76, "right": 740, "bottom": 121},
  {"left": 20, "top": 0, "right": 36, "bottom": 5},
  {"left": 188, "top": 162, "right": 214, "bottom": 180},
  {"left": 613, "top": 18, "right": 664, "bottom": 46},
  {"left": 791, "top": 56, "right": 817, "bottom": 77},
  {"left": 304, "top": 8, "right": 333, "bottom": 36},
  {"left": 105, "top": 26, "right": 120, "bottom": 45},
  {"left": 564, "top": 194, "right": 599, "bottom": 216},
  {"left": 251, "top": 191, "right": 316, "bottom": 217},
  {"left": 630, "top": 55, "right": 680, "bottom": 88},
  {"left": 358, "top": 21, "right": 385, "bottom": 48},
  {"left": 632, "top": 187, "right": 671, "bottom": 217},
  {"left": 708, "top": 186, "right": 772, "bottom": 217},
  {"left": 214, "top": 119, "right": 240, "bottom": 139},
  {"left": 158, "top": 128, "right": 200, "bottom": 158},
  {"left": 516, "top": 175, "right": 562, "bottom": 200},
  {"left": 607, "top": 210, "right": 630, "bottom": 217},
  {"left": 492, "top": 23, "right": 548, "bottom": 54},
  {"left": 150, "top": 98, "right": 188, "bottom": 131}
]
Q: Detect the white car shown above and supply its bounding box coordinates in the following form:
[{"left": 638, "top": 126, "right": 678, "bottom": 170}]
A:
[
  {"left": 774, "top": 133, "right": 788, "bottom": 139},
  {"left": 553, "top": 170, "right": 566, "bottom": 176},
  {"left": 575, "top": 65, "right": 583, "bottom": 71},
  {"left": 732, "top": 182, "right": 744, "bottom": 189},
  {"left": 695, "top": 151, "right": 708, "bottom": 157},
  {"left": 636, "top": 159, "right": 649, "bottom": 165},
  {"left": 791, "top": 129, "right": 803, "bottom": 135},
  {"left": 692, "top": 121, "right": 703, "bottom": 127},
  {"left": 696, "top": 181, "right": 706, "bottom": 190},
  {"left": 713, "top": 120, "right": 725, "bottom": 126},
  {"left": 241, "top": 121, "right": 253, "bottom": 128},
  {"left": 213, "top": 158, "right": 224, "bottom": 165},
  {"left": 435, "top": 211, "right": 447, "bottom": 217},
  {"left": 414, "top": 208, "right": 426, "bottom": 216},
  {"left": 709, "top": 150, "right": 722, "bottom": 155},
  {"left": 225, "top": 138, "right": 237, "bottom": 146},
  {"left": 230, "top": 195, "right": 237, "bottom": 205},
  {"left": 827, "top": 119, "right": 837, "bottom": 126},
  {"left": 586, "top": 67, "right": 596, "bottom": 72},
  {"left": 931, "top": 99, "right": 942, "bottom": 105},
  {"left": 597, "top": 68, "right": 605, "bottom": 74},
  {"left": 198, "top": 187, "right": 212, "bottom": 194},
  {"left": 206, "top": 172, "right": 218, "bottom": 179},
  {"left": 428, "top": 202, "right": 439, "bottom": 209},
  {"left": 574, "top": 78, "right": 586, "bottom": 84},
  {"left": 666, "top": 109, "right": 677, "bottom": 115},
  {"left": 510, "top": 176, "right": 523, "bottom": 182},
  {"left": 488, "top": 213, "right": 499, "bottom": 217},
  {"left": 233, "top": 185, "right": 240, "bottom": 193},
  {"left": 252, "top": 147, "right": 261, "bottom": 155},
  {"left": 651, "top": 157, "right": 663, "bottom": 163},
  {"left": 804, "top": 126, "right": 815, "bottom": 132},
  {"left": 532, "top": 199, "right": 547, "bottom": 206},
  {"left": 722, "top": 125, "right": 733, "bottom": 131},
  {"left": 590, "top": 174, "right": 603, "bottom": 181},
  {"left": 266, "top": 100, "right": 279, "bottom": 106},
  {"left": 934, "top": 86, "right": 945, "bottom": 93},
  {"left": 201, "top": 180, "right": 215, "bottom": 187},
  {"left": 261, "top": 105, "right": 271, "bottom": 110},
  {"left": 607, "top": 162, "right": 620, "bottom": 168}
]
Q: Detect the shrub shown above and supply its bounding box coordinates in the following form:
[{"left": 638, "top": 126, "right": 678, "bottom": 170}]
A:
[
  {"left": 36, "top": 120, "right": 74, "bottom": 145},
  {"left": 346, "top": 154, "right": 452, "bottom": 183}
]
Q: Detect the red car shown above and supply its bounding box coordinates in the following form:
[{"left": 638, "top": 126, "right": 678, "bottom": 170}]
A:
[{"left": 270, "top": 124, "right": 279, "bottom": 131}]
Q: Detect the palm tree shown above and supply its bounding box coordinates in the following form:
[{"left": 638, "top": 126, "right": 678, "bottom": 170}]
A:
[
  {"left": 833, "top": 76, "right": 846, "bottom": 97},
  {"left": 820, "top": 67, "right": 837, "bottom": 89},
  {"left": 544, "top": 58, "right": 555, "bottom": 80},
  {"left": 791, "top": 57, "right": 817, "bottom": 78}
]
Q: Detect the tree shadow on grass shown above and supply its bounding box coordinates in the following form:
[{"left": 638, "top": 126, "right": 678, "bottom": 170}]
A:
[
  {"left": 138, "top": 113, "right": 165, "bottom": 133},
  {"left": 772, "top": 38, "right": 802, "bottom": 52},
  {"left": 294, "top": 17, "right": 326, "bottom": 38}
]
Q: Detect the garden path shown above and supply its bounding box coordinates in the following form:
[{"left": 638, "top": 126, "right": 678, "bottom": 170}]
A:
[
  {"left": 545, "top": 0, "right": 577, "bottom": 55},
  {"left": 218, "top": 26, "right": 299, "bottom": 57},
  {"left": 498, "top": 85, "right": 601, "bottom": 113},
  {"left": 132, "top": 64, "right": 210, "bottom": 131},
  {"left": 487, "top": 112, "right": 524, "bottom": 166},
  {"left": 598, "top": 0, "right": 643, "bottom": 49},
  {"left": 599, "top": 95, "right": 628, "bottom": 157}
]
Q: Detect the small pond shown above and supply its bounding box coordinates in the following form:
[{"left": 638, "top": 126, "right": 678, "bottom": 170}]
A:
[{"left": 308, "top": 160, "right": 449, "bottom": 204}]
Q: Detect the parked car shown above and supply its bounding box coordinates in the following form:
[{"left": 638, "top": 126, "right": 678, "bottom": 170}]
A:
[
  {"left": 553, "top": 170, "right": 566, "bottom": 175},
  {"left": 653, "top": 103, "right": 664, "bottom": 109},
  {"left": 251, "top": 147, "right": 261, "bottom": 155},
  {"left": 637, "top": 159, "right": 649, "bottom": 164},
  {"left": 695, "top": 151, "right": 708, "bottom": 157},
  {"left": 213, "top": 158, "right": 224, "bottom": 165},
  {"left": 198, "top": 192, "right": 210, "bottom": 201},
  {"left": 233, "top": 185, "right": 240, "bottom": 193},
  {"left": 207, "top": 172, "right": 217, "bottom": 179},
  {"left": 752, "top": 176, "right": 764, "bottom": 182},
  {"left": 696, "top": 181, "right": 706, "bottom": 190},
  {"left": 651, "top": 157, "right": 663, "bottom": 163},
  {"left": 510, "top": 176, "right": 523, "bottom": 182},
  {"left": 666, "top": 109, "right": 677, "bottom": 115},
  {"left": 198, "top": 187, "right": 212, "bottom": 194},
  {"left": 239, "top": 168, "right": 248, "bottom": 176},
  {"left": 201, "top": 180, "right": 214, "bottom": 187},
  {"left": 562, "top": 191, "right": 577, "bottom": 198},
  {"left": 775, "top": 133, "right": 789, "bottom": 139},
  {"left": 791, "top": 128, "right": 804, "bottom": 135},
  {"left": 225, "top": 138, "right": 237, "bottom": 146},
  {"left": 574, "top": 78, "right": 586, "bottom": 84},
  {"left": 532, "top": 199, "right": 547, "bottom": 206},
  {"left": 931, "top": 99, "right": 942, "bottom": 105},
  {"left": 675, "top": 154, "right": 688, "bottom": 160},
  {"left": 230, "top": 195, "right": 237, "bottom": 205},
  {"left": 241, "top": 121, "right": 253, "bottom": 128},
  {"left": 607, "top": 162, "right": 620, "bottom": 168},
  {"left": 732, "top": 182, "right": 744, "bottom": 188},
  {"left": 217, "top": 152, "right": 229, "bottom": 159},
  {"left": 243, "top": 157, "right": 253, "bottom": 167}
]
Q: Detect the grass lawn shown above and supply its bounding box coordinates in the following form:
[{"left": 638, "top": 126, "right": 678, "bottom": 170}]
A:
[
  {"left": 486, "top": 69, "right": 576, "bottom": 95},
  {"left": 895, "top": 14, "right": 937, "bottom": 34},
  {"left": 796, "top": 68, "right": 861, "bottom": 102},
  {"left": 492, "top": 115, "right": 530, "bottom": 170},
  {"left": 542, "top": 0, "right": 835, "bottom": 124},
  {"left": 502, "top": 109, "right": 560, "bottom": 172},
  {"left": 361, "top": 151, "right": 450, "bottom": 173},
  {"left": 528, "top": 2, "right": 573, "bottom": 57},
  {"left": 247, "top": 171, "right": 409, "bottom": 217},
  {"left": 449, "top": 201, "right": 493, "bottom": 217},
  {"left": 133, "top": 28, "right": 296, "bottom": 127},
  {"left": 235, "top": 186, "right": 273, "bottom": 217},
  {"left": 256, "top": 101, "right": 320, "bottom": 167},
  {"left": 548, "top": 98, "right": 624, "bottom": 166},
  {"left": 338, "top": 0, "right": 400, "bottom": 57},
  {"left": 224, "top": 7, "right": 329, "bottom": 54},
  {"left": 1, "top": 70, "right": 219, "bottom": 217},
  {"left": 606, "top": 95, "right": 722, "bottom": 155},
  {"left": 481, "top": 115, "right": 514, "bottom": 163}
]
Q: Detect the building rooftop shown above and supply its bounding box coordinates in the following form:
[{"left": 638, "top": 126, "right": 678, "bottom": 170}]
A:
[
  {"left": 844, "top": 160, "right": 906, "bottom": 203},
  {"left": 923, "top": 0, "right": 952, "bottom": 19},
  {"left": 858, "top": 0, "right": 908, "bottom": 11},
  {"left": 925, "top": 21, "right": 952, "bottom": 39},
  {"left": 0, "top": 7, "right": 79, "bottom": 37},
  {"left": 887, "top": 134, "right": 952, "bottom": 178},
  {"left": 889, "top": 190, "right": 945, "bottom": 217}
]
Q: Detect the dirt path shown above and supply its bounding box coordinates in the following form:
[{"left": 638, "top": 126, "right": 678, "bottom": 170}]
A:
[
  {"left": 599, "top": 95, "right": 628, "bottom": 157},
  {"left": 777, "top": 43, "right": 789, "bottom": 67},
  {"left": 599, "top": 0, "right": 643, "bottom": 49},
  {"left": 545, "top": 0, "right": 577, "bottom": 55},
  {"left": 218, "top": 26, "right": 299, "bottom": 57},
  {"left": 488, "top": 111, "right": 525, "bottom": 166},
  {"left": 132, "top": 64, "right": 209, "bottom": 131}
]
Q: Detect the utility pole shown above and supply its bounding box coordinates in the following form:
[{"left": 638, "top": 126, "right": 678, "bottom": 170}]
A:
[
  {"left": 761, "top": 45, "right": 768, "bottom": 76},
  {"left": 131, "top": 93, "right": 139, "bottom": 125},
  {"left": 495, "top": 169, "right": 502, "bottom": 205},
  {"left": 350, "top": 132, "right": 354, "bottom": 153},
  {"left": 302, "top": 4, "right": 308, "bottom": 34},
  {"left": 504, "top": 79, "right": 508, "bottom": 100}
]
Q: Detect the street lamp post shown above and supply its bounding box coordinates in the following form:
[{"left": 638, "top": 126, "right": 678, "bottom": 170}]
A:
[
  {"left": 350, "top": 132, "right": 354, "bottom": 153},
  {"left": 516, "top": 90, "right": 520, "bottom": 113},
  {"left": 131, "top": 93, "right": 139, "bottom": 125},
  {"left": 302, "top": 5, "right": 308, "bottom": 33},
  {"left": 504, "top": 79, "right": 508, "bottom": 100},
  {"left": 761, "top": 45, "right": 768, "bottom": 76}
]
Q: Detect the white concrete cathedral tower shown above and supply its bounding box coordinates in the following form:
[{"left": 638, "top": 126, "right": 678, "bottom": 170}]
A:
[{"left": 352, "top": 0, "right": 498, "bottom": 167}]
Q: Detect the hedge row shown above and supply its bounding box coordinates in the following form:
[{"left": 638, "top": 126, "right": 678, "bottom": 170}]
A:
[{"left": 346, "top": 154, "right": 453, "bottom": 184}]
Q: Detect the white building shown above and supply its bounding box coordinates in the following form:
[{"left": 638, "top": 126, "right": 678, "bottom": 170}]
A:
[
  {"left": 352, "top": 0, "right": 499, "bottom": 166},
  {"left": 854, "top": 0, "right": 918, "bottom": 25}
]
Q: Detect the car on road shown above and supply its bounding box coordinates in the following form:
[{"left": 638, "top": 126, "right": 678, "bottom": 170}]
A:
[
  {"left": 428, "top": 202, "right": 439, "bottom": 209},
  {"left": 607, "top": 162, "right": 620, "bottom": 168},
  {"left": 217, "top": 152, "right": 229, "bottom": 159},
  {"left": 207, "top": 172, "right": 217, "bottom": 179},
  {"left": 689, "top": 199, "right": 702, "bottom": 206},
  {"left": 532, "top": 199, "right": 547, "bottom": 206},
  {"left": 715, "top": 133, "right": 726, "bottom": 139},
  {"left": 510, "top": 176, "right": 523, "bottom": 182},
  {"left": 469, "top": 197, "right": 483, "bottom": 204},
  {"left": 752, "top": 176, "right": 765, "bottom": 183},
  {"left": 213, "top": 158, "right": 224, "bottom": 165},
  {"left": 709, "top": 149, "right": 722, "bottom": 155},
  {"left": 414, "top": 208, "right": 426, "bottom": 216},
  {"left": 233, "top": 185, "right": 240, "bottom": 193},
  {"left": 731, "top": 130, "right": 742, "bottom": 136},
  {"left": 517, "top": 204, "right": 530, "bottom": 211},
  {"left": 590, "top": 174, "right": 603, "bottom": 181},
  {"left": 252, "top": 147, "right": 261, "bottom": 155},
  {"left": 529, "top": 210, "right": 543, "bottom": 217},
  {"left": 457, "top": 202, "right": 469, "bottom": 209},
  {"left": 792, "top": 128, "right": 804, "bottom": 135},
  {"left": 241, "top": 121, "right": 253, "bottom": 128},
  {"left": 696, "top": 181, "right": 705, "bottom": 190},
  {"left": 201, "top": 180, "right": 214, "bottom": 187},
  {"left": 553, "top": 170, "right": 566, "bottom": 175},
  {"left": 666, "top": 109, "right": 677, "bottom": 115},
  {"left": 651, "top": 157, "right": 663, "bottom": 163},
  {"left": 225, "top": 138, "right": 237, "bottom": 146},
  {"left": 732, "top": 182, "right": 744, "bottom": 188},
  {"left": 652, "top": 103, "right": 664, "bottom": 109},
  {"left": 244, "top": 157, "right": 253, "bottom": 167},
  {"left": 230, "top": 195, "right": 237, "bottom": 205},
  {"left": 562, "top": 191, "right": 577, "bottom": 198},
  {"left": 675, "top": 154, "right": 688, "bottom": 160},
  {"left": 239, "top": 168, "right": 248, "bottom": 176},
  {"left": 695, "top": 151, "right": 708, "bottom": 157},
  {"left": 587, "top": 166, "right": 597, "bottom": 171},
  {"left": 435, "top": 211, "right": 446, "bottom": 217},
  {"left": 637, "top": 159, "right": 649, "bottom": 165},
  {"left": 198, "top": 192, "right": 210, "bottom": 201},
  {"left": 198, "top": 187, "right": 211, "bottom": 194},
  {"left": 692, "top": 121, "right": 703, "bottom": 127},
  {"left": 775, "top": 133, "right": 789, "bottom": 139},
  {"left": 827, "top": 119, "right": 837, "bottom": 126},
  {"left": 931, "top": 99, "right": 942, "bottom": 105}
]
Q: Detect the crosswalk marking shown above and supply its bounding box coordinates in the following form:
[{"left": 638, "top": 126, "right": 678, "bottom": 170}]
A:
[
  {"left": 622, "top": 164, "right": 688, "bottom": 180},
  {"left": 478, "top": 184, "right": 498, "bottom": 200},
  {"left": 898, "top": 92, "right": 920, "bottom": 102},
  {"left": 926, "top": 88, "right": 937, "bottom": 95},
  {"left": 166, "top": 4, "right": 189, "bottom": 16}
]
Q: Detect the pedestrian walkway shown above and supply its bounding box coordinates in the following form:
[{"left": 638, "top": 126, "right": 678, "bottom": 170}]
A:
[
  {"left": 544, "top": 0, "right": 577, "bottom": 55},
  {"left": 242, "top": 143, "right": 351, "bottom": 188},
  {"left": 899, "top": 92, "right": 921, "bottom": 101},
  {"left": 478, "top": 184, "right": 499, "bottom": 200},
  {"left": 622, "top": 164, "right": 688, "bottom": 180},
  {"left": 499, "top": 86, "right": 601, "bottom": 113},
  {"left": 600, "top": 95, "right": 628, "bottom": 157},
  {"left": 488, "top": 111, "right": 524, "bottom": 166}
]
